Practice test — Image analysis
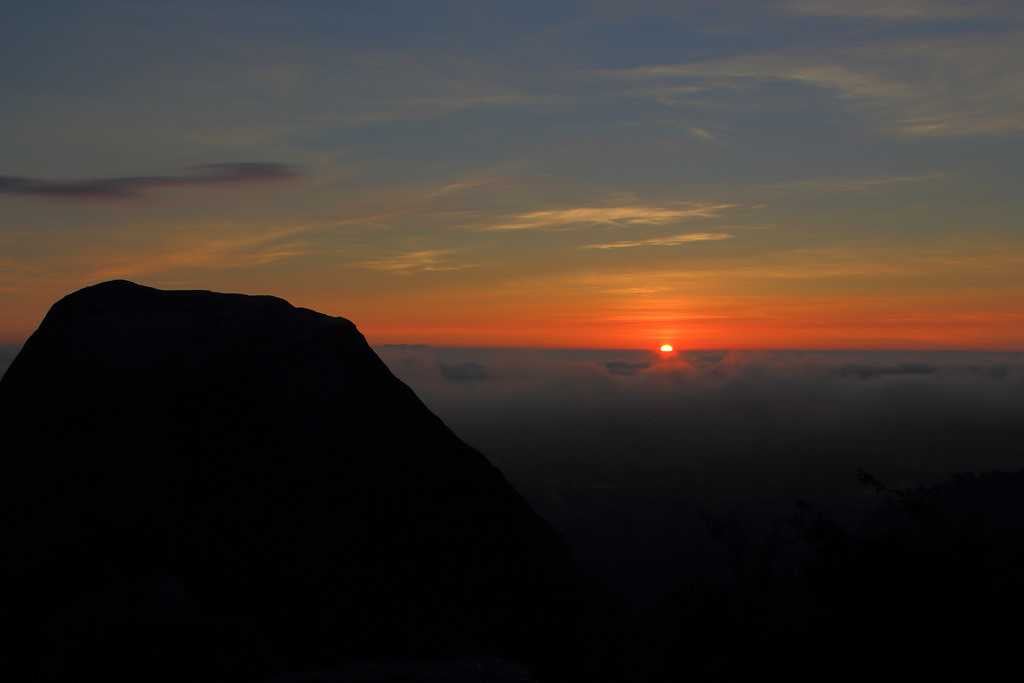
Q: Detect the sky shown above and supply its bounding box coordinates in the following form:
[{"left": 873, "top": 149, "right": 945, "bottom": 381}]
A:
[{"left": 2, "top": 0, "right": 1023, "bottom": 349}]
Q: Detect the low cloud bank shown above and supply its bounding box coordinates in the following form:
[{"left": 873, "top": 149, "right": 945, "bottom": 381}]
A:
[
  {"left": 375, "top": 345, "right": 1024, "bottom": 497},
  {"left": 376, "top": 346, "right": 1024, "bottom": 600}
]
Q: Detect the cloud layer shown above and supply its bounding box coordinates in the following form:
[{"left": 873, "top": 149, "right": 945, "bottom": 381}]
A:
[
  {"left": 481, "top": 204, "right": 735, "bottom": 231},
  {"left": 602, "top": 32, "right": 1024, "bottom": 137},
  {"left": 583, "top": 232, "right": 734, "bottom": 250},
  {"left": 787, "top": 0, "right": 999, "bottom": 19},
  {"left": 374, "top": 345, "right": 1024, "bottom": 602},
  {"left": 355, "top": 249, "right": 476, "bottom": 274},
  {"left": 0, "top": 163, "right": 299, "bottom": 201}
]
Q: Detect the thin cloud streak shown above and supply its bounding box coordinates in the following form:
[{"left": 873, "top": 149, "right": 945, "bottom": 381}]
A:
[
  {"left": 480, "top": 204, "right": 735, "bottom": 231},
  {"left": 347, "top": 92, "right": 562, "bottom": 127},
  {"left": 600, "top": 32, "right": 1024, "bottom": 137},
  {"left": 88, "top": 226, "right": 311, "bottom": 280},
  {"left": 603, "top": 58, "right": 905, "bottom": 99},
  {"left": 428, "top": 177, "right": 500, "bottom": 198},
  {"left": 786, "top": 0, "right": 999, "bottom": 19},
  {"left": 0, "top": 163, "right": 299, "bottom": 201},
  {"left": 356, "top": 249, "right": 476, "bottom": 275},
  {"left": 689, "top": 127, "right": 717, "bottom": 141},
  {"left": 583, "top": 232, "right": 735, "bottom": 250},
  {"left": 762, "top": 172, "right": 945, "bottom": 193}
]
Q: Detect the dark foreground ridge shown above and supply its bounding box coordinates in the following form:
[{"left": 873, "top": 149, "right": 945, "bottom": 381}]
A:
[{"left": 0, "top": 281, "right": 602, "bottom": 682}]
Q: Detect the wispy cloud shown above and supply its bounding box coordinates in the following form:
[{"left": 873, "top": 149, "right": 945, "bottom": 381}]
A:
[
  {"left": 480, "top": 203, "right": 735, "bottom": 231},
  {"left": 0, "top": 163, "right": 299, "bottom": 201},
  {"left": 428, "top": 177, "right": 499, "bottom": 198},
  {"left": 786, "top": 0, "right": 997, "bottom": 19},
  {"left": 600, "top": 287, "right": 672, "bottom": 295},
  {"left": 89, "top": 226, "right": 310, "bottom": 280},
  {"left": 764, "top": 172, "right": 944, "bottom": 193},
  {"left": 689, "top": 127, "right": 717, "bottom": 141},
  {"left": 330, "top": 53, "right": 561, "bottom": 125},
  {"left": 583, "top": 232, "right": 735, "bottom": 250},
  {"left": 356, "top": 249, "right": 476, "bottom": 275},
  {"left": 600, "top": 32, "right": 1024, "bottom": 137},
  {"left": 569, "top": 246, "right": 1024, "bottom": 295},
  {"left": 603, "top": 58, "right": 904, "bottom": 99}
]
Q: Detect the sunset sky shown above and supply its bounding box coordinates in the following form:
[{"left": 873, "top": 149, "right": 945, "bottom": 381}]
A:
[{"left": 2, "top": 1, "right": 1022, "bottom": 349}]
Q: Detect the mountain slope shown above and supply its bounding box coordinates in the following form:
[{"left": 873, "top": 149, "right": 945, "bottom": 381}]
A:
[{"left": 0, "top": 280, "right": 587, "bottom": 681}]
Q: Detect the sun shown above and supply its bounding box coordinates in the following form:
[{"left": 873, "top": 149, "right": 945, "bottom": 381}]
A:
[{"left": 659, "top": 344, "right": 674, "bottom": 353}]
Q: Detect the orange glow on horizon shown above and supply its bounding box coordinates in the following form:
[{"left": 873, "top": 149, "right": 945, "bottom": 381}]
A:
[
  {"left": 659, "top": 344, "right": 674, "bottom": 353},
  {"left": 3, "top": 258, "right": 1024, "bottom": 352},
  {"left": 348, "top": 288, "right": 1024, "bottom": 351}
]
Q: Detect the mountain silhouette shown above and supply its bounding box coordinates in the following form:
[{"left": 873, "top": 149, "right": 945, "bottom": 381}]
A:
[{"left": 0, "top": 281, "right": 591, "bottom": 681}]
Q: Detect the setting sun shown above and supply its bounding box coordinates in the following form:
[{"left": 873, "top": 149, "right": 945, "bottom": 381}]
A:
[{"left": 659, "top": 344, "right": 674, "bottom": 353}]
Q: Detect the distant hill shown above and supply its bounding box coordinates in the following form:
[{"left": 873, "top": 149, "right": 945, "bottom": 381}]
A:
[{"left": 0, "top": 281, "right": 592, "bottom": 682}]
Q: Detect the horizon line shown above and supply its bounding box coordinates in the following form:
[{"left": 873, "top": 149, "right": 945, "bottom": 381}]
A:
[{"left": 371, "top": 343, "right": 1024, "bottom": 354}]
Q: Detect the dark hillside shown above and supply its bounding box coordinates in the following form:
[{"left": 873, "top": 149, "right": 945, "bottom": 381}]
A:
[{"left": 0, "top": 281, "right": 596, "bottom": 682}]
